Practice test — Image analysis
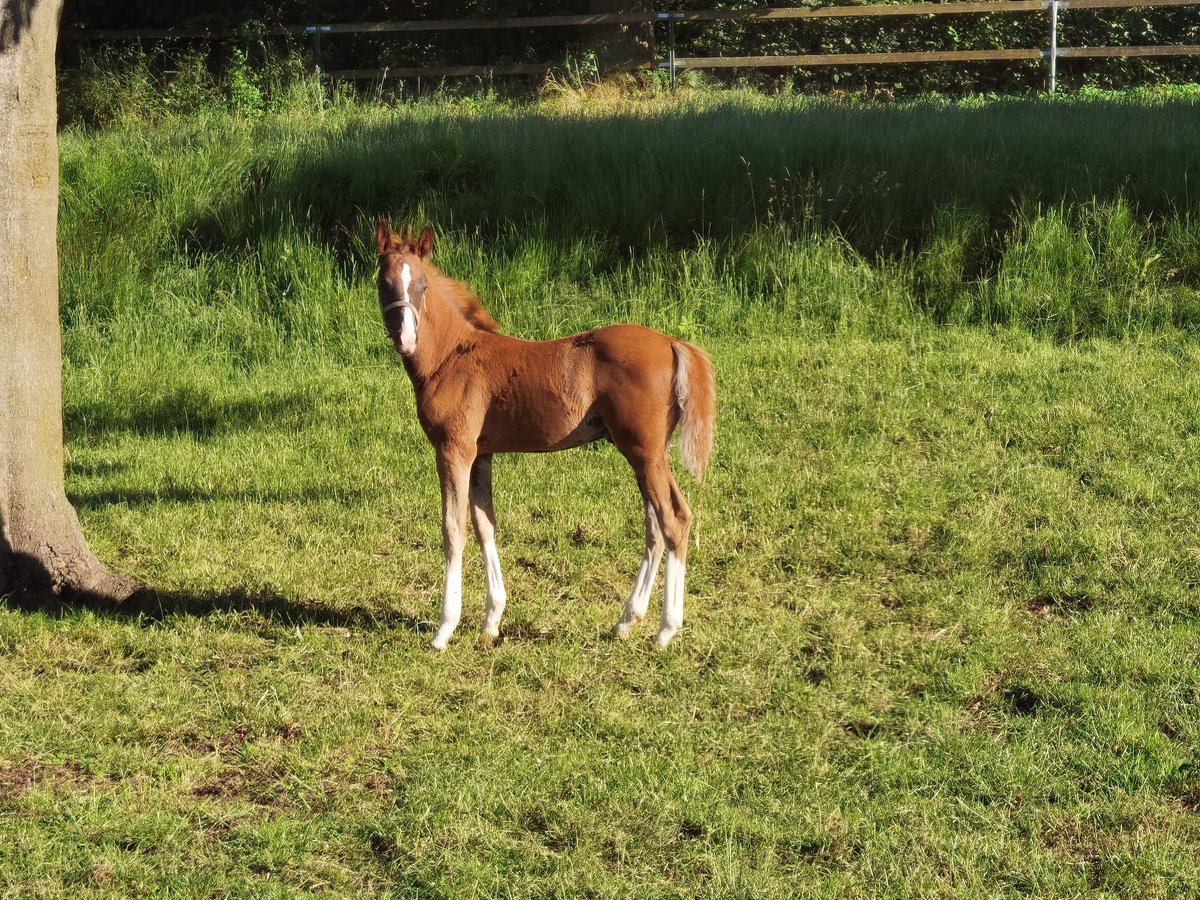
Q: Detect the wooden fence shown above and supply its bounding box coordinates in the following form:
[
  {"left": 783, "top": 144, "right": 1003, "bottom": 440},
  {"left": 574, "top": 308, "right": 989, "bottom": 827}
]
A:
[{"left": 64, "top": 1, "right": 1200, "bottom": 92}]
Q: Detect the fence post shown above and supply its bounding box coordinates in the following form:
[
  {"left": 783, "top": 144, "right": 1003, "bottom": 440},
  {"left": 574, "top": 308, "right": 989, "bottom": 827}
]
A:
[
  {"left": 306, "top": 24, "right": 331, "bottom": 71},
  {"left": 306, "top": 24, "right": 332, "bottom": 97},
  {"left": 657, "top": 11, "right": 682, "bottom": 88},
  {"left": 1047, "top": 0, "right": 1059, "bottom": 92}
]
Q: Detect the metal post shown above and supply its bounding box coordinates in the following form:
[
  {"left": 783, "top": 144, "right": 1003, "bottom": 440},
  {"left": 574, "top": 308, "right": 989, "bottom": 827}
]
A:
[
  {"left": 668, "top": 13, "right": 676, "bottom": 89},
  {"left": 657, "top": 11, "right": 679, "bottom": 89},
  {"left": 1048, "top": 0, "right": 1058, "bottom": 93},
  {"left": 306, "top": 24, "right": 331, "bottom": 72},
  {"left": 306, "top": 24, "right": 332, "bottom": 97}
]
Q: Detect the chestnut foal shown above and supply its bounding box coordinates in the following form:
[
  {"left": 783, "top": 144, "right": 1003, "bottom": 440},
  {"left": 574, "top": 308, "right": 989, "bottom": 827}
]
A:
[{"left": 376, "top": 223, "right": 715, "bottom": 649}]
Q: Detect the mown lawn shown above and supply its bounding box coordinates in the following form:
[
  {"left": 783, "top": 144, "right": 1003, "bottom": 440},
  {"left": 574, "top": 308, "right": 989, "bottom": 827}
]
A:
[{"left": 3, "top": 327, "right": 1199, "bottom": 896}]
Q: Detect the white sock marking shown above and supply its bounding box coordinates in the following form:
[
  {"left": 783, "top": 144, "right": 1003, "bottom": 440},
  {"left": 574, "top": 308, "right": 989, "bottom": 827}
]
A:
[
  {"left": 432, "top": 553, "right": 462, "bottom": 650},
  {"left": 656, "top": 550, "right": 685, "bottom": 647},
  {"left": 616, "top": 547, "right": 662, "bottom": 637},
  {"left": 481, "top": 540, "right": 507, "bottom": 636},
  {"left": 615, "top": 501, "right": 664, "bottom": 639}
]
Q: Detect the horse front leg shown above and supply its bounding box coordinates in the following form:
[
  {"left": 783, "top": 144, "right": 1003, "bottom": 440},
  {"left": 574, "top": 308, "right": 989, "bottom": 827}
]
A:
[
  {"left": 470, "top": 454, "right": 507, "bottom": 647},
  {"left": 431, "top": 446, "right": 474, "bottom": 651}
]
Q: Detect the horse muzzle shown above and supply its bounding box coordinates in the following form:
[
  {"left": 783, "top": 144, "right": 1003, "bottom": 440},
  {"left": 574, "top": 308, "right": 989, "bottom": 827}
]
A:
[{"left": 381, "top": 299, "right": 419, "bottom": 355}]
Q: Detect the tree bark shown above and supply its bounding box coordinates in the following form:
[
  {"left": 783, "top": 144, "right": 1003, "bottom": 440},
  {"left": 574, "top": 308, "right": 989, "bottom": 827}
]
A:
[{"left": 1, "top": 0, "right": 138, "bottom": 603}]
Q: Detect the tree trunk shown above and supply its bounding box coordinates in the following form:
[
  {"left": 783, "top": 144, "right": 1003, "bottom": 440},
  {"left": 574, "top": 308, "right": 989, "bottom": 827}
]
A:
[{"left": 1, "top": 0, "right": 138, "bottom": 603}]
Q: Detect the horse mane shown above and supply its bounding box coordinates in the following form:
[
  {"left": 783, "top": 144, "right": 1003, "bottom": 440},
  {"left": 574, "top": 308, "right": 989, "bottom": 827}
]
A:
[{"left": 425, "top": 262, "right": 501, "bottom": 333}]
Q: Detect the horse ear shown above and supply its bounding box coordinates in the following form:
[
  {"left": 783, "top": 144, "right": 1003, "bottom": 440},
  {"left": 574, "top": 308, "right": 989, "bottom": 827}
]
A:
[
  {"left": 417, "top": 224, "right": 435, "bottom": 259},
  {"left": 376, "top": 219, "right": 391, "bottom": 255}
]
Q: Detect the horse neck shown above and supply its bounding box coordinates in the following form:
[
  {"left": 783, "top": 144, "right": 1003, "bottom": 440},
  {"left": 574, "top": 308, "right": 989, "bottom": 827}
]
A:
[{"left": 404, "top": 277, "right": 480, "bottom": 385}]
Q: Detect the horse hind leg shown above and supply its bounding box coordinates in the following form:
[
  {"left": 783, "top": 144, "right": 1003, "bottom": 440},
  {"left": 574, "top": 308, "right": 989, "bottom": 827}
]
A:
[
  {"left": 613, "top": 499, "right": 664, "bottom": 639},
  {"left": 656, "top": 469, "right": 692, "bottom": 648},
  {"left": 470, "top": 455, "right": 507, "bottom": 647},
  {"left": 618, "top": 453, "right": 692, "bottom": 647}
]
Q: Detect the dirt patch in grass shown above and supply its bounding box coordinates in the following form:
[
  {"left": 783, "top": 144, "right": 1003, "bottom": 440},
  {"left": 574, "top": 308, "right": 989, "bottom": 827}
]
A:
[
  {"left": 843, "top": 719, "right": 884, "bottom": 739},
  {"left": 190, "top": 758, "right": 296, "bottom": 810},
  {"left": 1000, "top": 683, "right": 1073, "bottom": 716},
  {"left": 178, "top": 720, "right": 304, "bottom": 757},
  {"left": 190, "top": 724, "right": 253, "bottom": 755},
  {"left": 1027, "top": 592, "right": 1095, "bottom": 618},
  {"left": 496, "top": 620, "right": 556, "bottom": 645},
  {"left": 0, "top": 758, "right": 106, "bottom": 801}
]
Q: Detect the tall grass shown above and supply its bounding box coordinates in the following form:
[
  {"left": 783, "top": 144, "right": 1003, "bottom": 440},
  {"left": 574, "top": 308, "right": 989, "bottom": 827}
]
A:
[{"left": 59, "top": 89, "right": 1200, "bottom": 384}]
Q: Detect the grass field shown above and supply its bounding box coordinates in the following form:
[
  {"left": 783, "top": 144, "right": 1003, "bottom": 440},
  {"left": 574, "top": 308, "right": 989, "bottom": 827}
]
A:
[{"left": 4, "top": 87, "right": 1200, "bottom": 896}]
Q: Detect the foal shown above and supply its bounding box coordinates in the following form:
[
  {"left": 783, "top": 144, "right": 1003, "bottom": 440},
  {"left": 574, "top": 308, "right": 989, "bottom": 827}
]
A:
[{"left": 376, "top": 222, "right": 715, "bottom": 649}]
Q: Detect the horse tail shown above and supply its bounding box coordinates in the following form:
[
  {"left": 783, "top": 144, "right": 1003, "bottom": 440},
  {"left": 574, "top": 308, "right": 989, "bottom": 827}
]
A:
[{"left": 671, "top": 340, "right": 716, "bottom": 482}]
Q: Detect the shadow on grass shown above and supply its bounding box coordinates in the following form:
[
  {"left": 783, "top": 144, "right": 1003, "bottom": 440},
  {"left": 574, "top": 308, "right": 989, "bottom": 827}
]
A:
[
  {"left": 178, "top": 98, "right": 1200, "bottom": 273},
  {"left": 67, "top": 484, "right": 379, "bottom": 509},
  {"left": 10, "top": 584, "right": 430, "bottom": 632},
  {"left": 127, "top": 585, "right": 430, "bottom": 631},
  {"left": 65, "top": 387, "right": 319, "bottom": 442},
  {"left": 2, "top": 543, "right": 426, "bottom": 632}
]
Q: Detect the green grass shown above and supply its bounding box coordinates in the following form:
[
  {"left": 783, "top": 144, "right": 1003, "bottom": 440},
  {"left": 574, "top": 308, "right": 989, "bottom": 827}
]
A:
[
  {"left": 9, "top": 331, "right": 1200, "bottom": 896},
  {"left": 5, "top": 90, "right": 1200, "bottom": 895}
]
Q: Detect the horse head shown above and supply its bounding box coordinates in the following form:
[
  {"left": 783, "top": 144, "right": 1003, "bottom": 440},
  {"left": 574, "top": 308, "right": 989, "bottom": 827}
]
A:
[{"left": 376, "top": 220, "right": 434, "bottom": 356}]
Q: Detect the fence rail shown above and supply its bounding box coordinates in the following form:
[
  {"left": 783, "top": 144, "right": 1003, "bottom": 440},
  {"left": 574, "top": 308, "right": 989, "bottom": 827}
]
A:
[
  {"left": 63, "top": 0, "right": 1200, "bottom": 92},
  {"left": 676, "top": 43, "right": 1200, "bottom": 69}
]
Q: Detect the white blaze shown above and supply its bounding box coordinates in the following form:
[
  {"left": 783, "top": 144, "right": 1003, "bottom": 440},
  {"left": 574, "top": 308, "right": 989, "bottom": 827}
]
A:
[{"left": 399, "top": 263, "right": 417, "bottom": 355}]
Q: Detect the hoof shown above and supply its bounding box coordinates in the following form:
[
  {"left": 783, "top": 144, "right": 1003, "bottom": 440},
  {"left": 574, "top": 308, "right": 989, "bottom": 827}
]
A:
[
  {"left": 654, "top": 628, "right": 679, "bottom": 649},
  {"left": 429, "top": 637, "right": 449, "bottom": 651},
  {"left": 476, "top": 632, "right": 500, "bottom": 651},
  {"left": 612, "top": 612, "right": 645, "bottom": 640}
]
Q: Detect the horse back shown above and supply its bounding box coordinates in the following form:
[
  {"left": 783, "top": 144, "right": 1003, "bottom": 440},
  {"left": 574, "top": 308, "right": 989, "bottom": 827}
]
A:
[{"left": 575, "top": 323, "right": 677, "bottom": 388}]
